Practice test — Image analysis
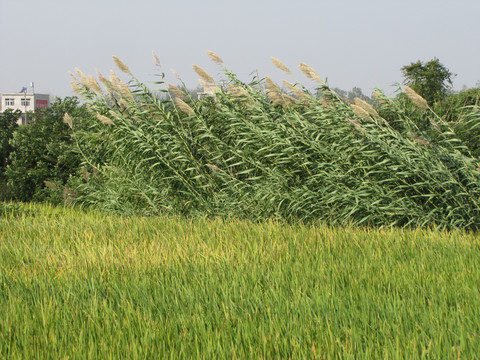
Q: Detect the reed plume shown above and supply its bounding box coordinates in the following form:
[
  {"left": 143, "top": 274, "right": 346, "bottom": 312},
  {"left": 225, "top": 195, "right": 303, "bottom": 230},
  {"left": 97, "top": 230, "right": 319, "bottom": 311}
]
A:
[
  {"left": 271, "top": 57, "right": 291, "bottom": 74},
  {"left": 299, "top": 63, "right": 323, "bottom": 83},
  {"left": 227, "top": 84, "right": 250, "bottom": 98},
  {"left": 175, "top": 98, "right": 195, "bottom": 116},
  {"left": 113, "top": 55, "right": 131, "bottom": 75},
  {"left": 85, "top": 75, "right": 102, "bottom": 94},
  {"left": 207, "top": 50, "right": 223, "bottom": 65},
  {"left": 350, "top": 104, "right": 371, "bottom": 120},
  {"left": 97, "top": 114, "right": 114, "bottom": 125},
  {"left": 403, "top": 85, "right": 428, "bottom": 110},
  {"left": 63, "top": 113, "right": 73, "bottom": 129},
  {"left": 168, "top": 84, "right": 187, "bottom": 99},
  {"left": 354, "top": 98, "right": 378, "bottom": 117},
  {"left": 193, "top": 65, "right": 214, "bottom": 84},
  {"left": 152, "top": 51, "right": 161, "bottom": 67}
]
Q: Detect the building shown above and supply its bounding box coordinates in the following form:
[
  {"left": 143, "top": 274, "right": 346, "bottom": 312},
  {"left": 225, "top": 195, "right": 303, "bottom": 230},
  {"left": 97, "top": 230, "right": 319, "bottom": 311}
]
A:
[{"left": 1, "top": 92, "right": 50, "bottom": 125}]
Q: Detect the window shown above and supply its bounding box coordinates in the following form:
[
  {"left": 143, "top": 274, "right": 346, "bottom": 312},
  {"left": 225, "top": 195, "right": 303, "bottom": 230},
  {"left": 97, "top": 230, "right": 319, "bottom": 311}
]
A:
[
  {"left": 21, "top": 98, "right": 31, "bottom": 106},
  {"left": 5, "top": 98, "right": 14, "bottom": 106}
]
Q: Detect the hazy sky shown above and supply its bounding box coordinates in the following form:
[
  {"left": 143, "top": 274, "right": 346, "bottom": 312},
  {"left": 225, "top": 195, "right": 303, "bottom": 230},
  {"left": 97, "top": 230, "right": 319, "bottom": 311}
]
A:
[{"left": 1, "top": 0, "right": 479, "bottom": 98}]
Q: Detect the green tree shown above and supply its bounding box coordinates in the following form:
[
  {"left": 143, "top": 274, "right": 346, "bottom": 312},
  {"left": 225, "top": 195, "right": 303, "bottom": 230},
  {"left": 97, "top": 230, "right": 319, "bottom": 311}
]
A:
[
  {"left": 6, "top": 97, "right": 88, "bottom": 202},
  {"left": 0, "top": 109, "right": 20, "bottom": 199},
  {"left": 401, "top": 58, "right": 455, "bottom": 105}
]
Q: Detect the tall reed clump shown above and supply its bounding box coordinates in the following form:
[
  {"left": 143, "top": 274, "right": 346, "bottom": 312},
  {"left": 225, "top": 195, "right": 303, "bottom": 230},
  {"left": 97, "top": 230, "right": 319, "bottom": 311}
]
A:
[{"left": 68, "top": 52, "right": 480, "bottom": 229}]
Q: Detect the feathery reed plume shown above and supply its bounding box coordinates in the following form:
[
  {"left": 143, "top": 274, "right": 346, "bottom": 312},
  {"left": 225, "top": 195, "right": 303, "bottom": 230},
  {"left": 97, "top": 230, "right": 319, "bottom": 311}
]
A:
[
  {"left": 206, "top": 50, "right": 223, "bottom": 65},
  {"left": 70, "top": 81, "right": 83, "bottom": 95},
  {"left": 110, "top": 70, "right": 133, "bottom": 100},
  {"left": 271, "top": 57, "right": 291, "bottom": 74},
  {"left": 152, "top": 51, "right": 161, "bottom": 67},
  {"left": 265, "top": 77, "right": 284, "bottom": 105},
  {"left": 227, "top": 84, "right": 250, "bottom": 98},
  {"left": 63, "top": 113, "right": 73, "bottom": 129},
  {"left": 193, "top": 64, "right": 214, "bottom": 84},
  {"left": 299, "top": 62, "right": 323, "bottom": 83},
  {"left": 108, "top": 110, "right": 123, "bottom": 121},
  {"left": 354, "top": 98, "right": 378, "bottom": 117},
  {"left": 282, "top": 80, "right": 310, "bottom": 101},
  {"left": 112, "top": 55, "right": 131, "bottom": 75},
  {"left": 118, "top": 98, "right": 131, "bottom": 110},
  {"left": 168, "top": 84, "right": 187, "bottom": 99},
  {"left": 348, "top": 118, "right": 367, "bottom": 133},
  {"left": 171, "top": 69, "right": 182, "bottom": 81},
  {"left": 97, "top": 114, "right": 114, "bottom": 125},
  {"left": 96, "top": 70, "right": 110, "bottom": 88},
  {"left": 372, "top": 90, "right": 389, "bottom": 103},
  {"left": 75, "top": 68, "right": 87, "bottom": 83},
  {"left": 198, "top": 78, "right": 208, "bottom": 87},
  {"left": 403, "top": 85, "right": 428, "bottom": 110},
  {"left": 351, "top": 104, "right": 371, "bottom": 120},
  {"left": 265, "top": 77, "right": 281, "bottom": 93},
  {"left": 175, "top": 98, "right": 195, "bottom": 116},
  {"left": 85, "top": 75, "right": 102, "bottom": 94}
]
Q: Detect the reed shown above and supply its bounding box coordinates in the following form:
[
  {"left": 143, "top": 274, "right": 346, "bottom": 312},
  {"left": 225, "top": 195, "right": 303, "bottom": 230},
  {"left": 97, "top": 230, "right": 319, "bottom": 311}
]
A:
[{"left": 67, "top": 53, "right": 480, "bottom": 229}]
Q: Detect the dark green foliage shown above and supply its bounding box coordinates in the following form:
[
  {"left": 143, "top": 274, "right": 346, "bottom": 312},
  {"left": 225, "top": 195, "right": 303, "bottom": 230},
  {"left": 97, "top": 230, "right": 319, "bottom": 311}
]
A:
[
  {"left": 401, "top": 58, "right": 455, "bottom": 105},
  {"left": 0, "top": 109, "right": 20, "bottom": 199},
  {"left": 5, "top": 97, "right": 87, "bottom": 203}
]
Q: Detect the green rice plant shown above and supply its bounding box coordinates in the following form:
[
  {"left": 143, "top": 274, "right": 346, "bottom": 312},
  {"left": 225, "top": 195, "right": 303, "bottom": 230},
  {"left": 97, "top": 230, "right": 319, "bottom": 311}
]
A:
[
  {"left": 67, "top": 52, "right": 480, "bottom": 229},
  {"left": 1, "top": 203, "right": 480, "bottom": 358}
]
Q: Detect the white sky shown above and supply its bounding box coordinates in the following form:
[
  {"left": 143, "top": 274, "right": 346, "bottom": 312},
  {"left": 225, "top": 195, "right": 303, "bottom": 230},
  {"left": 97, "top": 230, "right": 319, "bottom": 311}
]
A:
[{"left": 1, "top": 0, "right": 479, "bottom": 98}]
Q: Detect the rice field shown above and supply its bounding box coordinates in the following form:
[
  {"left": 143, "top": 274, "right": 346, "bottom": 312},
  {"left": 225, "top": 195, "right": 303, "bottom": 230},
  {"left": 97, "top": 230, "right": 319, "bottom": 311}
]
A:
[{"left": 1, "top": 202, "right": 479, "bottom": 358}]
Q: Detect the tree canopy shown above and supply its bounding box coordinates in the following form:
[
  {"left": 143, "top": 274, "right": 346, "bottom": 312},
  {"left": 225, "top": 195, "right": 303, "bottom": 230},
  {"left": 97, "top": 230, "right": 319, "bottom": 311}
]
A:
[{"left": 401, "top": 58, "right": 455, "bottom": 105}]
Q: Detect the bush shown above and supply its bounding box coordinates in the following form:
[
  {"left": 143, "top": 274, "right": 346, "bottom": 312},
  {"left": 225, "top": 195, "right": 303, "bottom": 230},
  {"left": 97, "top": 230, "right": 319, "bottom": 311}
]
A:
[{"left": 6, "top": 97, "right": 88, "bottom": 203}]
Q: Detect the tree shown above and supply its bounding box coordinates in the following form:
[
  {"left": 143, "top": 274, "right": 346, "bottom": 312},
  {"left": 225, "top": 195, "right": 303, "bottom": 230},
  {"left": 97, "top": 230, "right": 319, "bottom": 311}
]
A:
[
  {"left": 0, "top": 109, "right": 20, "bottom": 199},
  {"left": 401, "top": 58, "right": 455, "bottom": 105},
  {"left": 0, "top": 109, "right": 20, "bottom": 171},
  {"left": 5, "top": 97, "right": 88, "bottom": 202}
]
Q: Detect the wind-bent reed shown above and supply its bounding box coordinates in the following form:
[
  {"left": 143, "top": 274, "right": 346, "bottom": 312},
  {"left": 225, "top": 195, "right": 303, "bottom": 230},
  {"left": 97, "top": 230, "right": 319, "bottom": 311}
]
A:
[{"left": 68, "top": 51, "right": 480, "bottom": 230}]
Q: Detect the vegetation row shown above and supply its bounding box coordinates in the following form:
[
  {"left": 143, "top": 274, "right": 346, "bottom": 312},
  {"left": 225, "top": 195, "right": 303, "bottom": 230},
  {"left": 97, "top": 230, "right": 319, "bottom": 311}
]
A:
[{"left": 1, "top": 53, "right": 480, "bottom": 229}]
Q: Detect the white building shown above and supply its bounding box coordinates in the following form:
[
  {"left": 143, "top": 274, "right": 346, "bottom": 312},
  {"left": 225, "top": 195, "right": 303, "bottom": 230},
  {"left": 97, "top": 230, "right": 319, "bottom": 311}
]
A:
[{"left": 1, "top": 92, "right": 50, "bottom": 125}]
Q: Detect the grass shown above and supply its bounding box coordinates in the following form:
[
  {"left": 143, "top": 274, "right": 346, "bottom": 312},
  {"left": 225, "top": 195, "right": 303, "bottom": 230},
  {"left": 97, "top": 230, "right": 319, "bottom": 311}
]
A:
[{"left": 1, "top": 202, "right": 480, "bottom": 358}]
